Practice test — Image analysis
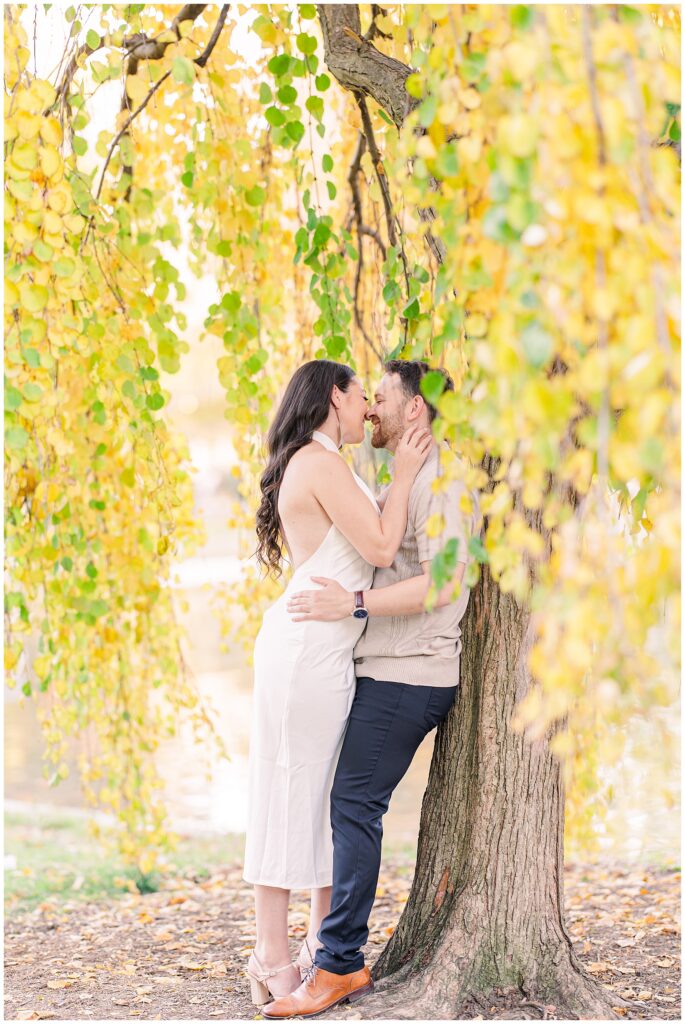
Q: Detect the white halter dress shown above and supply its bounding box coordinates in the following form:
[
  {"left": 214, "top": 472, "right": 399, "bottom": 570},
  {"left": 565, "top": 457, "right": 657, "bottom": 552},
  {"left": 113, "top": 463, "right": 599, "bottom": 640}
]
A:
[{"left": 243, "top": 431, "right": 379, "bottom": 889}]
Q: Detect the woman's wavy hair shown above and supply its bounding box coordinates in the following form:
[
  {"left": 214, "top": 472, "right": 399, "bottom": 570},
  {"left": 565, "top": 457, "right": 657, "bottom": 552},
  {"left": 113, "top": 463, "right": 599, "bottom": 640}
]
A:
[{"left": 255, "top": 359, "right": 356, "bottom": 578}]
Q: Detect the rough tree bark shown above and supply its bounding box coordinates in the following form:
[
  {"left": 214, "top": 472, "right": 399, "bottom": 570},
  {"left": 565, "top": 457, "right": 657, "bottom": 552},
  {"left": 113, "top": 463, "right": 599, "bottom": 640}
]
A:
[{"left": 318, "top": 5, "right": 624, "bottom": 1019}]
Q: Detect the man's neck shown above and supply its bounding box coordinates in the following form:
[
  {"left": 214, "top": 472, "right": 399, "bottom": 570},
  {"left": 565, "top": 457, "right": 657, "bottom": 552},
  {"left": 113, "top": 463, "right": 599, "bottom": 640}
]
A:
[{"left": 387, "top": 437, "right": 438, "bottom": 458}]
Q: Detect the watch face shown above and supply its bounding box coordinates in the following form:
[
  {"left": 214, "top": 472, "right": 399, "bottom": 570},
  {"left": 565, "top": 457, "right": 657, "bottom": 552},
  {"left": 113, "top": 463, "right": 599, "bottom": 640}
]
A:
[{"left": 353, "top": 608, "right": 369, "bottom": 619}]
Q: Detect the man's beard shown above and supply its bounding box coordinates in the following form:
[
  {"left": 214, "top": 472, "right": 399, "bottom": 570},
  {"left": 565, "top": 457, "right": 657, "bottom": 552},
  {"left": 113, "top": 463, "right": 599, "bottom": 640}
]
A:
[{"left": 369, "top": 416, "right": 403, "bottom": 450}]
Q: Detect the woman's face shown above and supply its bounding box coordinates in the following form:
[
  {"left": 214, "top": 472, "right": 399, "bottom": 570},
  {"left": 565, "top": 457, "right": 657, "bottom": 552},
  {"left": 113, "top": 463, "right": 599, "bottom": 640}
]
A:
[{"left": 337, "top": 376, "right": 369, "bottom": 444}]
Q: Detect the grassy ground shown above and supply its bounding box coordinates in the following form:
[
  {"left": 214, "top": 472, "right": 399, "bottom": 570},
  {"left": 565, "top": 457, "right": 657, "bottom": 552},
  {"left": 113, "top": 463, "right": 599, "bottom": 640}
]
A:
[{"left": 4, "top": 807, "right": 417, "bottom": 917}]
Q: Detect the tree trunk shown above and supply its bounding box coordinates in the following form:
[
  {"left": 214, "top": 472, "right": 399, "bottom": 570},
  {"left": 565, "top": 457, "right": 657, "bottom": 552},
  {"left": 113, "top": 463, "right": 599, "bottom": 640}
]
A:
[{"left": 364, "top": 502, "right": 623, "bottom": 1018}]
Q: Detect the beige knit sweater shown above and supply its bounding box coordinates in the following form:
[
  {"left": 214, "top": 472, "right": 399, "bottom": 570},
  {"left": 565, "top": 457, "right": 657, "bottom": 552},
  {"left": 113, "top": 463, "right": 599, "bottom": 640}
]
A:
[{"left": 353, "top": 443, "right": 480, "bottom": 687}]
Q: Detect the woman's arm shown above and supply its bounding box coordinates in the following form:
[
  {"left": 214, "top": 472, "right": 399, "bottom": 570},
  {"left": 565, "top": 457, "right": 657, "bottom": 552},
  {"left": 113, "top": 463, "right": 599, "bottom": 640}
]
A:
[{"left": 311, "top": 426, "right": 432, "bottom": 568}]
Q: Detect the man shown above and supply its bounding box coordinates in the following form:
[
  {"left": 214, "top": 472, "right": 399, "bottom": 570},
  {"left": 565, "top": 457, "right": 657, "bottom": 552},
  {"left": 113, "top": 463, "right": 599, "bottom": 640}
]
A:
[{"left": 262, "top": 360, "right": 480, "bottom": 1019}]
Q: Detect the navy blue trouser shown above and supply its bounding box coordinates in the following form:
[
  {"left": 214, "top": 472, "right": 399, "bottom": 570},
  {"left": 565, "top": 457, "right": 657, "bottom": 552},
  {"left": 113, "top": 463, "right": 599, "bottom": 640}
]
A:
[{"left": 314, "top": 676, "right": 458, "bottom": 975}]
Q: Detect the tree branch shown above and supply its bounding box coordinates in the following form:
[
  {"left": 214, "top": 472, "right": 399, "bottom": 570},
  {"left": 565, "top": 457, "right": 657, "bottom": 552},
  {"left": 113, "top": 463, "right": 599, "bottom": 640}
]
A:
[
  {"left": 317, "top": 4, "right": 417, "bottom": 129},
  {"left": 318, "top": 4, "right": 445, "bottom": 266},
  {"left": 348, "top": 131, "right": 384, "bottom": 362}
]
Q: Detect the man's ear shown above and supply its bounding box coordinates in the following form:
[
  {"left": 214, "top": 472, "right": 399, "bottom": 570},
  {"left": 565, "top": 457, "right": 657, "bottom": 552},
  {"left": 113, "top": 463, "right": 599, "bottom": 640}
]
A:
[{"left": 406, "top": 394, "right": 426, "bottom": 421}]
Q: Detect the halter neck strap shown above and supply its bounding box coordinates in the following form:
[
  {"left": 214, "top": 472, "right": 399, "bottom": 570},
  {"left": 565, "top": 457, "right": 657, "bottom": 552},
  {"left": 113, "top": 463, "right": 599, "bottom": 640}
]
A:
[{"left": 311, "top": 429, "right": 341, "bottom": 453}]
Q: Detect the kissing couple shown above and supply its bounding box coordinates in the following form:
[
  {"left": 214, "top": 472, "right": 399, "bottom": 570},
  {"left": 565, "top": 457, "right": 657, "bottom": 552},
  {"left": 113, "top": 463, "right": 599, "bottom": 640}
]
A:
[{"left": 242, "top": 358, "right": 479, "bottom": 1018}]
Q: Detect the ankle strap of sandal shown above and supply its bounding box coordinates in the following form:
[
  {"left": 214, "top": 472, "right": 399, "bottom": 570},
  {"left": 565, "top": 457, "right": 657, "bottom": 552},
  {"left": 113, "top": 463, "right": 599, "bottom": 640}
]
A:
[{"left": 249, "top": 952, "right": 294, "bottom": 980}]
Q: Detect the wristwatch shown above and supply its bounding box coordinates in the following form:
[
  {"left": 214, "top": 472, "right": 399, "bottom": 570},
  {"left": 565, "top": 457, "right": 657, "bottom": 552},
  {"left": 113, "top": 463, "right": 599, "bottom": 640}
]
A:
[{"left": 352, "top": 590, "right": 368, "bottom": 619}]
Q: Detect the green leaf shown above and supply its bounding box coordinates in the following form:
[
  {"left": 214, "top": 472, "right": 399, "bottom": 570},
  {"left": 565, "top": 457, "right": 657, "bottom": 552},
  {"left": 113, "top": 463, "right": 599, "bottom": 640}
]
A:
[
  {"left": 418, "top": 93, "right": 438, "bottom": 128},
  {"left": 315, "top": 73, "right": 331, "bottom": 91},
  {"left": 300, "top": 4, "right": 317, "bottom": 17},
  {"left": 468, "top": 535, "right": 488, "bottom": 563},
  {"left": 221, "top": 291, "right": 241, "bottom": 313},
  {"left": 435, "top": 144, "right": 459, "bottom": 177},
  {"left": 53, "top": 258, "right": 76, "bottom": 277},
  {"left": 245, "top": 185, "right": 266, "bottom": 206},
  {"left": 265, "top": 106, "right": 286, "bottom": 127},
  {"left": 326, "top": 180, "right": 337, "bottom": 200},
  {"left": 278, "top": 84, "right": 297, "bottom": 104},
  {"left": 405, "top": 73, "right": 423, "bottom": 99},
  {"left": 86, "top": 28, "right": 100, "bottom": 49},
  {"left": 402, "top": 297, "right": 420, "bottom": 319},
  {"left": 420, "top": 371, "right": 446, "bottom": 405},
  {"left": 377, "top": 108, "right": 394, "bottom": 126},
  {"left": 72, "top": 136, "right": 87, "bottom": 155},
  {"left": 6, "top": 426, "right": 29, "bottom": 451},
  {"left": 22, "top": 382, "right": 43, "bottom": 402},
  {"left": 322, "top": 153, "right": 333, "bottom": 173},
  {"left": 181, "top": 171, "right": 194, "bottom": 188},
  {"left": 520, "top": 322, "right": 553, "bottom": 368},
  {"left": 172, "top": 56, "right": 195, "bottom": 85},
  {"left": 146, "top": 393, "right": 165, "bottom": 411},
  {"left": 22, "top": 348, "right": 40, "bottom": 368},
  {"left": 325, "top": 335, "right": 347, "bottom": 358},
  {"left": 33, "top": 239, "right": 54, "bottom": 262},
  {"left": 5, "top": 385, "right": 22, "bottom": 410},
  {"left": 267, "top": 54, "right": 290, "bottom": 77},
  {"left": 286, "top": 120, "right": 305, "bottom": 143},
  {"left": 618, "top": 5, "right": 643, "bottom": 23},
  {"left": 296, "top": 32, "right": 317, "bottom": 55},
  {"left": 312, "top": 222, "right": 332, "bottom": 247},
  {"left": 382, "top": 280, "right": 401, "bottom": 303},
  {"left": 259, "top": 82, "right": 272, "bottom": 104},
  {"left": 305, "top": 95, "right": 324, "bottom": 121},
  {"left": 510, "top": 5, "right": 534, "bottom": 30}
]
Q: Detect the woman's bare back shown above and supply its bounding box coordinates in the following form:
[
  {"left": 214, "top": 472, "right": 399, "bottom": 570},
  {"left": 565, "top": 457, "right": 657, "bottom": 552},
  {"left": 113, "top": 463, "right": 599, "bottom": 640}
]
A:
[{"left": 277, "top": 442, "right": 336, "bottom": 570}]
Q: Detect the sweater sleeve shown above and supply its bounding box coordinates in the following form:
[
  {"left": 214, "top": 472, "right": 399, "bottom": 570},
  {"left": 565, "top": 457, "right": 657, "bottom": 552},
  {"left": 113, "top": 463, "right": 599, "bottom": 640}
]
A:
[{"left": 413, "top": 476, "right": 473, "bottom": 566}]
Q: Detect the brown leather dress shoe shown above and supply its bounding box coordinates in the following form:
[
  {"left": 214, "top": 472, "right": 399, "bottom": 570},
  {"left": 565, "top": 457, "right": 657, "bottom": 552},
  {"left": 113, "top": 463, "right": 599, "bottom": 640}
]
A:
[{"left": 262, "top": 963, "right": 373, "bottom": 1019}]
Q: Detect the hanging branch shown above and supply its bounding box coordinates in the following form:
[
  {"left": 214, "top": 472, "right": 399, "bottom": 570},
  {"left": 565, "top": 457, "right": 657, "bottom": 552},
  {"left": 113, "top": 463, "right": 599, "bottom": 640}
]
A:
[
  {"left": 348, "top": 131, "right": 384, "bottom": 362},
  {"left": 610, "top": 13, "right": 675, "bottom": 387},
  {"left": 581, "top": 6, "right": 610, "bottom": 491},
  {"left": 356, "top": 92, "right": 413, "bottom": 345},
  {"left": 319, "top": 4, "right": 445, "bottom": 267},
  {"left": 80, "top": 5, "right": 230, "bottom": 251}
]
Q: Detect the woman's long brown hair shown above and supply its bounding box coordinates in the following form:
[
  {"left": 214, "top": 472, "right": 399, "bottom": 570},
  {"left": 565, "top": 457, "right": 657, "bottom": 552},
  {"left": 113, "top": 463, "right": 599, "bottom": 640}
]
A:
[{"left": 255, "top": 360, "right": 355, "bottom": 578}]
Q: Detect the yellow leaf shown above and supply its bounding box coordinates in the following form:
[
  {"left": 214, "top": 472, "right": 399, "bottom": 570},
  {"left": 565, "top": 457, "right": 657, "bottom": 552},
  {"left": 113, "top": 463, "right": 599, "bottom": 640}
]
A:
[
  {"left": 425, "top": 513, "right": 446, "bottom": 538},
  {"left": 40, "top": 116, "right": 63, "bottom": 146},
  {"left": 11, "top": 142, "right": 38, "bottom": 171},
  {"left": 40, "top": 145, "right": 62, "bottom": 180},
  {"left": 42, "top": 209, "right": 63, "bottom": 234},
  {"left": 15, "top": 111, "right": 42, "bottom": 140},
  {"left": 20, "top": 282, "right": 49, "bottom": 312},
  {"left": 125, "top": 74, "right": 149, "bottom": 105},
  {"left": 498, "top": 114, "right": 538, "bottom": 158}
]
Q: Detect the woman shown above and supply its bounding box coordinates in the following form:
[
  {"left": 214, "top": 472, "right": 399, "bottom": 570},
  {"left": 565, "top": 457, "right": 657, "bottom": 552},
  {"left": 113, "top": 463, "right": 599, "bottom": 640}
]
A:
[{"left": 243, "top": 359, "right": 431, "bottom": 1005}]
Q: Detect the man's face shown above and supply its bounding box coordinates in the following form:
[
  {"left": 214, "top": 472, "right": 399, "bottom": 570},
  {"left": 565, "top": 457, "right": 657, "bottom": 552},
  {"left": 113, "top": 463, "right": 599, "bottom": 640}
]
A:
[{"left": 366, "top": 373, "right": 411, "bottom": 451}]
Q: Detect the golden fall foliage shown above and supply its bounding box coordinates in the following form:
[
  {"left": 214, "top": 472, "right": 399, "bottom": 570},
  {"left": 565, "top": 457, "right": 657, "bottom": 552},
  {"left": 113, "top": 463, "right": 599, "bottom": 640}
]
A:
[{"left": 4, "top": 4, "right": 680, "bottom": 867}]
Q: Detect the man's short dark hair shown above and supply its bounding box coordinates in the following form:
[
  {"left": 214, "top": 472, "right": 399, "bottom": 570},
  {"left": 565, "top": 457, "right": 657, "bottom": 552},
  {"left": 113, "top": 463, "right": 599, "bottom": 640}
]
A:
[{"left": 383, "top": 359, "right": 454, "bottom": 423}]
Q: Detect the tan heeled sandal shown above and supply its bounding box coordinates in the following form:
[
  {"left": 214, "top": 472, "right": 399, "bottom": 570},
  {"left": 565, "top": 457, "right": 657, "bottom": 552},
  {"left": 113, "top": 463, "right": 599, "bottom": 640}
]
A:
[{"left": 246, "top": 951, "right": 297, "bottom": 1006}]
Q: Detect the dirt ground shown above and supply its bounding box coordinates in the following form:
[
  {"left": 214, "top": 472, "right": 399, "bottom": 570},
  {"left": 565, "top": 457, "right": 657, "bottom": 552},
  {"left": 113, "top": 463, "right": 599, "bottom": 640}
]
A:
[{"left": 4, "top": 857, "right": 681, "bottom": 1021}]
